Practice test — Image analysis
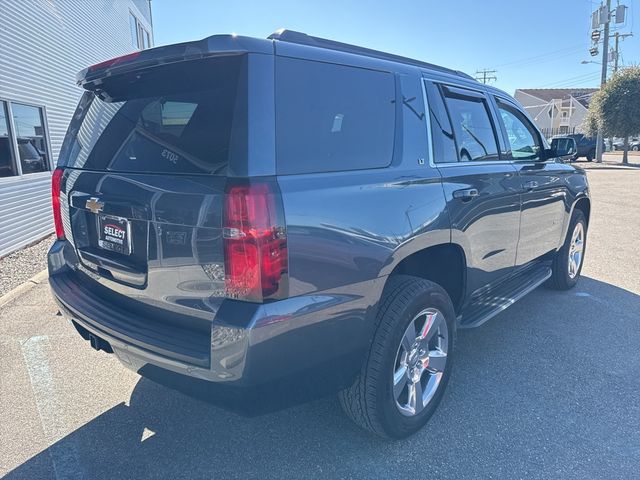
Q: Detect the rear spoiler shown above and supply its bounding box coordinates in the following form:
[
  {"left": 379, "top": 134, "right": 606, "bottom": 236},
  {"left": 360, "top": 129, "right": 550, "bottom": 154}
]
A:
[{"left": 77, "top": 34, "right": 272, "bottom": 88}]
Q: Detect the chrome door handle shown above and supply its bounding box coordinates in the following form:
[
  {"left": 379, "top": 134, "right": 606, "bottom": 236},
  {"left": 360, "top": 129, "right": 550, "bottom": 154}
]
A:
[
  {"left": 523, "top": 181, "right": 538, "bottom": 190},
  {"left": 453, "top": 188, "right": 479, "bottom": 200}
]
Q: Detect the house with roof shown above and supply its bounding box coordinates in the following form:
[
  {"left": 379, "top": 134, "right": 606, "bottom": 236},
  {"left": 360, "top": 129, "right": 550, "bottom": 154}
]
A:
[{"left": 514, "top": 88, "right": 598, "bottom": 138}]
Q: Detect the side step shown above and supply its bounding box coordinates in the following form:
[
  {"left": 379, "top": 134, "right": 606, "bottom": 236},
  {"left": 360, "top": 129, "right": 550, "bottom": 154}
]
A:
[{"left": 458, "top": 264, "right": 552, "bottom": 329}]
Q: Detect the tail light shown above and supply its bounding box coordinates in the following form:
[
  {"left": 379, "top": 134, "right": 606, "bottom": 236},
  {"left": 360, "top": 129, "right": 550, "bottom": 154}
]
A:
[
  {"left": 223, "top": 181, "right": 288, "bottom": 302},
  {"left": 51, "top": 167, "right": 65, "bottom": 239}
]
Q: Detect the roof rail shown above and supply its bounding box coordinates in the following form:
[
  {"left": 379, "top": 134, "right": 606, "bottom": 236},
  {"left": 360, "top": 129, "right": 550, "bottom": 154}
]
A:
[{"left": 268, "top": 29, "right": 474, "bottom": 80}]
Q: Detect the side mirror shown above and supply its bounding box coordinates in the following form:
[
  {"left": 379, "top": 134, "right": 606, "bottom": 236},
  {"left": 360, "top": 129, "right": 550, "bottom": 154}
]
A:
[{"left": 549, "top": 138, "right": 576, "bottom": 159}]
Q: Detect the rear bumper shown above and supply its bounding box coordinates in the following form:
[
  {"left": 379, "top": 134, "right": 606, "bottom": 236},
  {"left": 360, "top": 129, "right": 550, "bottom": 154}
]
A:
[{"left": 48, "top": 241, "right": 385, "bottom": 411}]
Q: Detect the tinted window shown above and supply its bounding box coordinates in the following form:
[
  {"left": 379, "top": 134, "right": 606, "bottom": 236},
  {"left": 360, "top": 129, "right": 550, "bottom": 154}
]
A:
[
  {"left": 442, "top": 87, "right": 499, "bottom": 162},
  {"left": 11, "top": 103, "right": 49, "bottom": 174},
  {"left": 276, "top": 58, "right": 395, "bottom": 174},
  {"left": 0, "top": 101, "right": 16, "bottom": 177},
  {"left": 59, "top": 56, "right": 246, "bottom": 175},
  {"left": 497, "top": 100, "right": 541, "bottom": 160},
  {"left": 425, "top": 82, "right": 458, "bottom": 164}
]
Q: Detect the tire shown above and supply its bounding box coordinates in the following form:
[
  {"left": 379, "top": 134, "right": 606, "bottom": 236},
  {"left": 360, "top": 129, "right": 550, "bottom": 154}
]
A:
[
  {"left": 632, "top": 145, "right": 639, "bottom": 151},
  {"left": 338, "top": 275, "right": 456, "bottom": 439},
  {"left": 548, "top": 209, "right": 587, "bottom": 290},
  {"left": 586, "top": 149, "right": 595, "bottom": 162}
]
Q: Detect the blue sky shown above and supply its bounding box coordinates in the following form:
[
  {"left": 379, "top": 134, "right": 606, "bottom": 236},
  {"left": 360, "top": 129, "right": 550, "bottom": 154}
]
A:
[{"left": 152, "top": 0, "right": 639, "bottom": 95}]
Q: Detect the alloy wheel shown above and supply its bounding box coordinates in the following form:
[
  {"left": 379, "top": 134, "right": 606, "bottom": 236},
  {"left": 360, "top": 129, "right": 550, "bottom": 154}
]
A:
[
  {"left": 568, "top": 222, "right": 585, "bottom": 279},
  {"left": 393, "top": 308, "right": 448, "bottom": 416}
]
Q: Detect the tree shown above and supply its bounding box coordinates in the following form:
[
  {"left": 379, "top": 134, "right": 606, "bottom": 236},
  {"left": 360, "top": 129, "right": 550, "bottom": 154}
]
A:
[{"left": 583, "top": 66, "right": 640, "bottom": 164}]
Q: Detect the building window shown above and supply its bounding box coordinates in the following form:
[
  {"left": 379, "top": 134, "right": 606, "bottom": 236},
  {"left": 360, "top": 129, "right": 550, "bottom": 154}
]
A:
[
  {"left": 144, "top": 30, "right": 151, "bottom": 49},
  {"left": 12, "top": 103, "right": 50, "bottom": 174},
  {"left": 0, "top": 101, "right": 16, "bottom": 177},
  {"left": 129, "top": 11, "right": 151, "bottom": 50},
  {"left": 129, "top": 13, "right": 138, "bottom": 48},
  {"left": 0, "top": 100, "right": 51, "bottom": 177}
]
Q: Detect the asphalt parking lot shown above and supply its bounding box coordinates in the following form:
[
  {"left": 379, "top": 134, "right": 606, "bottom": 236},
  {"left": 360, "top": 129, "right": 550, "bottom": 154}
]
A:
[{"left": 1, "top": 163, "right": 639, "bottom": 479}]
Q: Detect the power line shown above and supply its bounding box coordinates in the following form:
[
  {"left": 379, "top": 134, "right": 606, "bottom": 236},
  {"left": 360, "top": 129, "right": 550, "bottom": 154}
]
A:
[
  {"left": 500, "top": 49, "right": 587, "bottom": 70},
  {"left": 475, "top": 69, "right": 497, "bottom": 84},
  {"left": 538, "top": 71, "right": 601, "bottom": 88},
  {"left": 491, "top": 44, "right": 586, "bottom": 69},
  {"left": 545, "top": 76, "right": 601, "bottom": 89},
  {"left": 538, "top": 76, "right": 600, "bottom": 89}
]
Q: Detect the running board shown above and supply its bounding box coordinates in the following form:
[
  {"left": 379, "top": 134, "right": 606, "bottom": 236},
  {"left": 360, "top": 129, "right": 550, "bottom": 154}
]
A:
[{"left": 458, "top": 264, "right": 552, "bottom": 329}]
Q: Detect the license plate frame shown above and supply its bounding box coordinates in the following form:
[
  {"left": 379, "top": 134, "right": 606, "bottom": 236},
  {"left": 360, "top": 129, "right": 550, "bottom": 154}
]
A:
[{"left": 97, "top": 214, "right": 132, "bottom": 256}]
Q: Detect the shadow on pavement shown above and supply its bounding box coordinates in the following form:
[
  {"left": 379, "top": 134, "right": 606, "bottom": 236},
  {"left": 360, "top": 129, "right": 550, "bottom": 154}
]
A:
[{"left": 6, "top": 277, "right": 640, "bottom": 479}]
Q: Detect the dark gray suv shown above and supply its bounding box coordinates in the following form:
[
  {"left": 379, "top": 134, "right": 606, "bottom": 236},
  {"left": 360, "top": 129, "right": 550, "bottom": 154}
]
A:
[{"left": 48, "top": 30, "right": 590, "bottom": 438}]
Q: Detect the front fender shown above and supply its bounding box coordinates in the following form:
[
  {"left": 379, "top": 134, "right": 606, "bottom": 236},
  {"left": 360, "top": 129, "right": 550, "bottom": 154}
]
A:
[{"left": 558, "top": 180, "right": 590, "bottom": 249}]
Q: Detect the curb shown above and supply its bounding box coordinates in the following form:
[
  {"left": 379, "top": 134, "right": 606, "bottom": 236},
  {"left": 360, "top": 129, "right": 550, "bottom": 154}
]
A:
[{"left": 0, "top": 270, "right": 48, "bottom": 309}]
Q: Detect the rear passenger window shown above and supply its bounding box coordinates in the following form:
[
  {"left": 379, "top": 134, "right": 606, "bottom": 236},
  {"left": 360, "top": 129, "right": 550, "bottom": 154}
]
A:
[
  {"left": 425, "top": 82, "right": 458, "bottom": 164},
  {"left": 442, "top": 86, "right": 499, "bottom": 162},
  {"left": 276, "top": 58, "right": 396, "bottom": 174}
]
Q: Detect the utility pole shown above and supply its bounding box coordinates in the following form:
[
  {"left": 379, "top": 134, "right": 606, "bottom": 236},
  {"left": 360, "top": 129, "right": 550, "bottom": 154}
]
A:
[
  {"left": 611, "top": 32, "right": 633, "bottom": 73},
  {"left": 595, "top": 0, "right": 610, "bottom": 163},
  {"left": 475, "top": 69, "right": 497, "bottom": 84},
  {"left": 613, "top": 31, "right": 619, "bottom": 72}
]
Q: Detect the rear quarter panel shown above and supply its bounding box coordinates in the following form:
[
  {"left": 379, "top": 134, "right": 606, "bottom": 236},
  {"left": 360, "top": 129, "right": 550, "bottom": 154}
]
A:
[
  {"left": 278, "top": 169, "right": 449, "bottom": 296},
  {"left": 276, "top": 67, "right": 450, "bottom": 296}
]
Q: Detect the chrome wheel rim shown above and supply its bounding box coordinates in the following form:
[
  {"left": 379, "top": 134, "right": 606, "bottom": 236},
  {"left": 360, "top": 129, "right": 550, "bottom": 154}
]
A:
[
  {"left": 393, "top": 308, "right": 448, "bottom": 417},
  {"left": 568, "top": 222, "right": 584, "bottom": 279}
]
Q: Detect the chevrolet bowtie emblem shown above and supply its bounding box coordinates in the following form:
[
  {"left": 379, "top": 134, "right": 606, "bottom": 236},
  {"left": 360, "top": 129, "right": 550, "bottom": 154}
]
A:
[{"left": 85, "top": 197, "right": 104, "bottom": 214}]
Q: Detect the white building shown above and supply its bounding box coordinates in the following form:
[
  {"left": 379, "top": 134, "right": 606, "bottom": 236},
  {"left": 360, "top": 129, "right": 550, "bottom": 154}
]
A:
[
  {"left": 514, "top": 88, "right": 598, "bottom": 138},
  {"left": 0, "top": 0, "right": 153, "bottom": 257}
]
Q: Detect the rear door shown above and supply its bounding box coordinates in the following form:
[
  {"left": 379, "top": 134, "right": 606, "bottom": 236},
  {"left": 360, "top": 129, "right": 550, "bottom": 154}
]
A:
[
  {"left": 57, "top": 55, "right": 250, "bottom": 317},
  {"left": 424, "top": 80, "right": 520, "bottom": 294}
]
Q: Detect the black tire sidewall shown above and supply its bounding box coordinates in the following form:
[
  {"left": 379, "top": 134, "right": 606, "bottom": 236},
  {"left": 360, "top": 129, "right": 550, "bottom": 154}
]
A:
[{"left": 376, "top": 284, "right": 456, "bottom": 438}]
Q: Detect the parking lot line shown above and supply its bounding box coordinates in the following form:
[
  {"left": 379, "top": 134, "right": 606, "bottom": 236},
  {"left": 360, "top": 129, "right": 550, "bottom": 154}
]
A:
[{"left": 21, "top": 335, "right": 85, "bottom": 480}]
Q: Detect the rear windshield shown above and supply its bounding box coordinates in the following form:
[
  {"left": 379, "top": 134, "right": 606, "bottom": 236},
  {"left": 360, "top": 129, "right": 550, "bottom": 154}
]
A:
[{"left": 58, "top": 56, "right": 246, "bottom": 175}]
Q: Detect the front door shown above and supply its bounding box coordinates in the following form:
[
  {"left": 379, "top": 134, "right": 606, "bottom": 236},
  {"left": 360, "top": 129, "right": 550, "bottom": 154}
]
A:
[{"left": 491, "top": 96, "right": 567, "bottom": 266}]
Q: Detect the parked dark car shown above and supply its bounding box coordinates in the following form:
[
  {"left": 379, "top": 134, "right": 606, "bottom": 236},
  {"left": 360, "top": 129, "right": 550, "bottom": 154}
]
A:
[
  {"left": 553, "top": 133, "right": 604, "bottom": 161},
  {"left": 48, "top": 30, "right": 590, "bottom": 439},
  {"left": 0, "top": 137, "right": 13, "bottom": 177},
  {"left": 17, "top": 139, "right": 47, "bottom": 173}
]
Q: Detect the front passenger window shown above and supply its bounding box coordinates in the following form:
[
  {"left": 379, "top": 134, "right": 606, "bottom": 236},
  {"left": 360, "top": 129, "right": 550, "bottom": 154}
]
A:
[{"left": 496, "top": 101, "right": 541, "bottom": 160}]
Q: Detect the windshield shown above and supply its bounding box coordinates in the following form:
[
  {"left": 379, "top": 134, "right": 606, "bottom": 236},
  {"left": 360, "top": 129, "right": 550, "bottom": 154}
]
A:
[{"left": 58, "top": 56, "right": 246, "bottom": 175}]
